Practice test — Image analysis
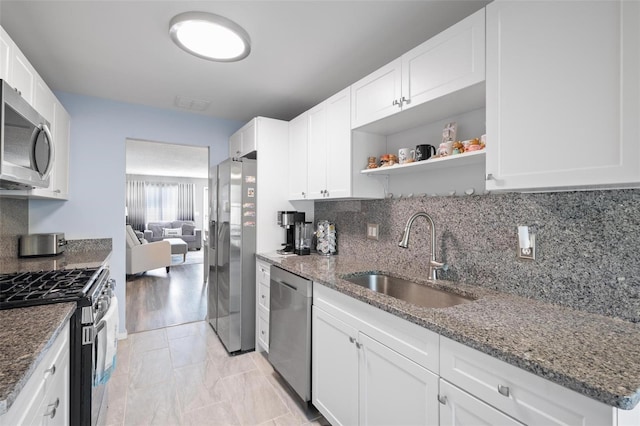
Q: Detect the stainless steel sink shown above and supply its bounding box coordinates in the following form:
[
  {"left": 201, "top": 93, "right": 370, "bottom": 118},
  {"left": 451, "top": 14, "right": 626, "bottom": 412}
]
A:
[{"left": 343, "top": 272, "right": 474, "bottom": 309}]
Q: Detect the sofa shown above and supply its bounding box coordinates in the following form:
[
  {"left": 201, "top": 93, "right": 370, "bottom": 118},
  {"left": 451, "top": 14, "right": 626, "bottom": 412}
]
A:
[{"left": 144, "top": 220, "right": 202, "bottom": 250}]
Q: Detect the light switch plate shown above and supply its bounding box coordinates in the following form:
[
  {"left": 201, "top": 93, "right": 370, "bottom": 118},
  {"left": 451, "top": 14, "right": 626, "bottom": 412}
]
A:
[{"left": 367, "top": 223, "right": 379, "bottom": 240}]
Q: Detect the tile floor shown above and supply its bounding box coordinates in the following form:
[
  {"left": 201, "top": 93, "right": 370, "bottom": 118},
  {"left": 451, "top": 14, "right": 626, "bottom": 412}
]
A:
[{"left": 105, "top": 321, "right": 328, "bottom": 425}]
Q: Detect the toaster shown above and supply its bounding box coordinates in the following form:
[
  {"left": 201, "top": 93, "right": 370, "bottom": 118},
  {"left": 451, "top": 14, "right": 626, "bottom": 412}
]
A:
[{"left": 19, "top": 233, "right": 67, "bottom": 257}]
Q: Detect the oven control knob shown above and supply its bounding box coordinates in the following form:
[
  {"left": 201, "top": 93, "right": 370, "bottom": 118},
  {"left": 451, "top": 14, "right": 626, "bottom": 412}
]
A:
[{"left": 97, "top": 298, "right": 109, "bottom": 312}]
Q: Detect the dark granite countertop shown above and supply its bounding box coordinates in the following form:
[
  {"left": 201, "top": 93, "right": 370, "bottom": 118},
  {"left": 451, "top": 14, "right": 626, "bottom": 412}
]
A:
[
  {"left": 0, "top": 303, "right": 76, "bottom": 415},
  {"left": 257, "top": 252, "right": 640, "bottom": 410}
]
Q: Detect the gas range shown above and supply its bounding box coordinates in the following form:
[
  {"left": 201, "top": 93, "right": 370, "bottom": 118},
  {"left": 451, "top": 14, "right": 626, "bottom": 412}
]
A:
[
  {"left": 0, "top": 267, "right": 101, "bottom": 309},
  {"left": 0, "top": 266, "right": 114, "bottom": 426}
]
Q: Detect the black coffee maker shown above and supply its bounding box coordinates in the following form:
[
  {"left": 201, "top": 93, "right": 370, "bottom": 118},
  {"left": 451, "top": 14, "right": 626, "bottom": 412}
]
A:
[{"left": 277, "top": 211, "right": 305, "bottom": 254}]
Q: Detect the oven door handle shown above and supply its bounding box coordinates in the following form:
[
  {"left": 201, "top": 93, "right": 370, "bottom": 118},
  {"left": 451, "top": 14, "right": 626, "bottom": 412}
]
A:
[{"left": 93, "top": 319, "right": 107, "bottom": 385}]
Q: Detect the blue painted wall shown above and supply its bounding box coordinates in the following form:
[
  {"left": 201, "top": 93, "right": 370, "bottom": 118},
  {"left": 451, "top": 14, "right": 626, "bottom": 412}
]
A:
[{"left": 29, "top": 93, "right": 243, "bottom": 333}]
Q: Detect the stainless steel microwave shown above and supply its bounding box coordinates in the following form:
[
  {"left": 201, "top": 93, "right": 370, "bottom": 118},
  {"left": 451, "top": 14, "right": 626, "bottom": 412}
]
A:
[{"left": 0, "top": 79, "right": 54, "bottom": 189}]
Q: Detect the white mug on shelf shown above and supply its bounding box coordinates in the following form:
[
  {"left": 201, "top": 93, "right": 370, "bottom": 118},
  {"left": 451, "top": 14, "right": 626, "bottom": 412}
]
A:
[{"left": 398, "top": 148, "right": 415, "bottom": 164}]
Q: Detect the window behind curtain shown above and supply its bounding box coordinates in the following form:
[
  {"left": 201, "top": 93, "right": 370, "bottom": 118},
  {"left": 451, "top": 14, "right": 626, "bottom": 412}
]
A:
[{"left": 126, "top": 180, "right": 195, "bottom": 229}]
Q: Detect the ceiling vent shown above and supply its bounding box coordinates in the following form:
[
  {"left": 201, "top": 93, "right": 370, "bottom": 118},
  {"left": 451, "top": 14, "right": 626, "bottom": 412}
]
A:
[{"left": 174, "top": 95, "right": 211, "bottom": 111}]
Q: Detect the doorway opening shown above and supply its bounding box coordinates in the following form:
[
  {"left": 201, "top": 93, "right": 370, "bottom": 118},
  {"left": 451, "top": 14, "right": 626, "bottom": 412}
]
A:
[{"left": 125, "top": 138, "right": 209, "bottom": 333}]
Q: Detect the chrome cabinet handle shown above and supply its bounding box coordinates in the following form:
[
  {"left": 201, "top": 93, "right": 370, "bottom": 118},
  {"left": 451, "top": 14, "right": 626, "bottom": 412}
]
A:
[
  {"left": 392, "top": 99, "right": 400, "bottom": 107},
  {"left": 438, "top": 395, "right": 448, "bottom": 405},
  {"left": 498, "top": 385, "right": 510, "bottom": 397},
  {"left": 44, "top": 364, "right": 56, "bottom": 377},
  {"left": 348, "top": 336, "right": 355, "bottom": 343},
  {"left": 486, "top": 173, "right": 494, "bottom": 181},
  {"left": 400, "top": 96, "right": 408, "bottom": 105},
  {"left": 355, "top": 341, "right": 362, "bottom": 349},
  {"left": 44, "top": 398, "right": 59, "bottom": 418},
  {"left": 301, "top": 192, "right": 306, "bottom": 197}
]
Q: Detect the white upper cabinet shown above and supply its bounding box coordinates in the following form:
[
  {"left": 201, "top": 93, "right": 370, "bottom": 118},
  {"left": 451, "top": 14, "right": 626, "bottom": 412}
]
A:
[
  {"left": 307, "top": 87, "right": 356, "bottom": 200},
  {"left": 0, "top": 25, "right": 71, "bottom": 200},
  {"left": 401, "top": 8, "right": 485, "bottom": 112},
  {"left": 11, "top": 48, "right": 35, "bottom": 106},
  {"left": 288, "top": 111, "right": 309, "bottom": 200},
  {"left": 0, "top": 27, "right": 12, "bottom": 82},
  {"left": 229, "top": 119, "right": 257, "bottom": 158},
  {"left": 351, "top": 58, "right": 402, "bottom": 129},
  {"left": 306, "top": 87, "right": 352, "bottom": 200},
  {"left": 485, "top": 0, "right": 640, "bottom": 192},
  {"left": 325, "top": 87, "right": 353, "bottom": 199},
  {"left": 351, "top": 8, "right": 485, "bottom": 131},
  {"left": 307, "top": 101, "right": 328, "bottom": 199}
]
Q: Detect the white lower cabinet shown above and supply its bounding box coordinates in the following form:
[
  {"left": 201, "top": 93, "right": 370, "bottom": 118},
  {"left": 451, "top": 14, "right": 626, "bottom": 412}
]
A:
[
  {"left": 255, "top": 259, "right": 270, "bottom": 352},
  {"left": 311, "top": 286, "right": 640, "bottom": 425},
  {"left": 312, "top": 284, "right": 440, "bottom": 426},
  {"left": 359, "top": 333, "right": 439, "bottom": 426},
  {"left": 312, "top": 305, "right": 359, "bottom": 426},
  {"left": 0, "top": 321, "right": 70, "bottom": 426}
]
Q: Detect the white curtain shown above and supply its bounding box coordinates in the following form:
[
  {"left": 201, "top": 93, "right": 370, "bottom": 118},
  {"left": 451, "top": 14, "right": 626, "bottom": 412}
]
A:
[
  {"left": 126, "top": 181, "right": 146, "bottom": 231},
  {"left": 127, "top": 180, "right": 195, "bottom": 227}
]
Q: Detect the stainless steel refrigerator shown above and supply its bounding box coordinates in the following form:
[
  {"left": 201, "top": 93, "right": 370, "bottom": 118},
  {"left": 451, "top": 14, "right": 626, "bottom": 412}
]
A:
[{"left": 207, "top": 157, "right": 257, "bottom": 353}]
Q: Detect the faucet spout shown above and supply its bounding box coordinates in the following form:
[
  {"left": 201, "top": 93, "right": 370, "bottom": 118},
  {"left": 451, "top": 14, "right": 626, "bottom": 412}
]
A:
[{"left": 398, "top": 212, "right": 444, "bottom": 280}]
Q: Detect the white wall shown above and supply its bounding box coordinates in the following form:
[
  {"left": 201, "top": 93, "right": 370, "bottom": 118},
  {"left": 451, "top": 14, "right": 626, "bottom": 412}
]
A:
[{"left": 29, "top": 92, "right": 243, "bottom": 333}]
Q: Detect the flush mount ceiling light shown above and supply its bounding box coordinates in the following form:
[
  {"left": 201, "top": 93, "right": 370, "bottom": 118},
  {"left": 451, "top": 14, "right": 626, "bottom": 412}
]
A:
[{"left": 169, "top": 12, "right": 251, "bottom": 62}]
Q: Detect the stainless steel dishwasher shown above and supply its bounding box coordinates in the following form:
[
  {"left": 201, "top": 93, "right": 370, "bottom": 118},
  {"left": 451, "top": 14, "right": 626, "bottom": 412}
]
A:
[{"left": 268, "top": 265, "right": 313, "bottom": 402}]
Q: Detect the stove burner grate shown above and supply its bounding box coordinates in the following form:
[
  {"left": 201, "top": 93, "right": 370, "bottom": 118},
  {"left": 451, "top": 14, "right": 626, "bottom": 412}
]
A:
[{"left": 0, "top": 267, "right": 100, "bottom": 306}]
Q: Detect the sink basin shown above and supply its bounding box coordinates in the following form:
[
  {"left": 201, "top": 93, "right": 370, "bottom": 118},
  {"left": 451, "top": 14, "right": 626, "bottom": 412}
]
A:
[{"left": 343, "top": 272, "right": 474, "bottom": 309}]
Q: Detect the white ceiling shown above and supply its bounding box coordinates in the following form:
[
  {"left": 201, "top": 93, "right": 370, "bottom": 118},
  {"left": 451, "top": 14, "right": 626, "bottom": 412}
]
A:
[
  {"left": 0, "top": 0, "right": 488, "bottom": 123},
  {"left": 126, "top": 139, "right": 209, "bottom": 178}
]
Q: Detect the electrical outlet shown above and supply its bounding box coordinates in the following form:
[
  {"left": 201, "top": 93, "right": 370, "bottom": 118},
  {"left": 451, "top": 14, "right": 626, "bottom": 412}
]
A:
[
  {"left": 367, "top": 223, "right": 379, "bottom": 240},
  {"left": 517, "top": 234, "right": 536, "bottom": 260}
]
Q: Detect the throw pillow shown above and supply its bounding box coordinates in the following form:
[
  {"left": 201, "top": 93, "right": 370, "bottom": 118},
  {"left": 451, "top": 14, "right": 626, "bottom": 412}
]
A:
[
  {"left": 163, "top": 227, "right": 182, "bottom": 237},
  {"left": 140, "top": 238, "right": 148, "bottom": 244},
  {"left": 182, "top": 223, "right": 195, "bottom": 236}
]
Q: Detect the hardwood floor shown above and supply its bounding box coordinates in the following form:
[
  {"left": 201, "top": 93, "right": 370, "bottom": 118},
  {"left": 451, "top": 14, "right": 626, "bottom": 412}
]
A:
[{"left": 126, "top": 260, "right": 207, "bottom": 333}]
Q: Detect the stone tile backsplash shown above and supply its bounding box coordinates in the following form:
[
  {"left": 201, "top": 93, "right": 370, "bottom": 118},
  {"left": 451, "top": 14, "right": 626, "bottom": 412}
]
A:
[
  {"left": 0, "top": 198, "right": 28, "bottom": 259},
  {"left": 315, "top": 189, "right": 640, "bottom": 323}
]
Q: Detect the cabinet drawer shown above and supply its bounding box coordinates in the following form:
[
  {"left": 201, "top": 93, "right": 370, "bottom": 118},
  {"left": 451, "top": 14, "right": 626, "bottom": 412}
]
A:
[
  {"left": 257, "top": 309, "right": 269, "bottom": 351},
  {"left": 258, "top": 282, "right": 270, "bottom": 311},
  {"left": 440, "top": 337, "right": 613, "bottom": 425},
  {"left": 439, "top": 379, "right": 524, "bottom": 426},
  {"left": 257, "top": 260, "right": 270, "bottom": 287}
]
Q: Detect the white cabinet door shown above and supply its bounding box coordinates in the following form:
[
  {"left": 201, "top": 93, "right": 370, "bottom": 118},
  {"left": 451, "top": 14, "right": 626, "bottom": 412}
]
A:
[
  {"left": 11, "top": 48, "right": 35, "bottom": 106},
  {"left": 306, "top": 103, "right": 327, "bottom": 199},
  {"left": 288, "top": 112, "right": 309, "bottom": 200},
  {"left": 242, "top": 119, "right": 256, "bottom": 155},
  {"left": 359, "top": 333, "right": 439, "bottom": 426},
  {"left": 34, "top": 79, "right": 55, "bottom": 124},
  {"left": 0, "top": 27, "right": 12, "bottom": 82},
  {"left": 230, "top": 119, "right": 257, "bottom": 158},
  {"left": 402, "top": 8, "right": 485, "bottom": 111},
  {"left": 51, "top": 102, "right": 70, "bottom": 199},
  {"left": 312, "top": 306, "right": 359, "bottom": 426},
  {"left": 486, "top": 0, "right": 640, "bottom": 191},
  {"left": 324, "top": 87, "right": 351, "bottom": 199},
  {"left": 255, "top": 259, "right": 270, "bottom": 352},
  {"left": 440, "top": 380, "right": 524, "bottom": 426},
  {"left": 229, "top": 130, "right": 242, "bottom": 158},
  {"left": 351, "top": 58, "right": 402, "bottom": 129}
]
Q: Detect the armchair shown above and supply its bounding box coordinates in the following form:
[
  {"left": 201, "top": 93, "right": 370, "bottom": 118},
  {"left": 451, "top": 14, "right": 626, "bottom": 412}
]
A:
[{"left": 126, "top": 225, "right": 172, "bottom": 274}]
